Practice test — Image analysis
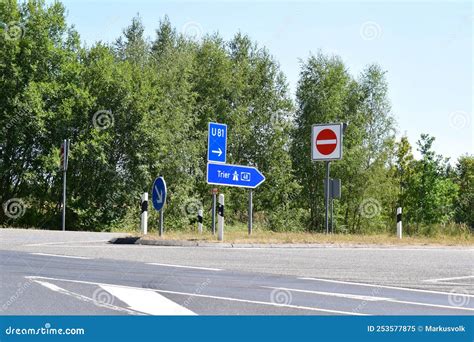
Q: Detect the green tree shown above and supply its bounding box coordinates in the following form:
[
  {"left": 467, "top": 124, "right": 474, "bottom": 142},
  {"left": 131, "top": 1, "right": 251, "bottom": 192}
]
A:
[
  {"left": 454, "top": 155, "right": 473, "bottom": 228},
  {"left": 404, "top": 134, "right": 458, "bottom": 228}
]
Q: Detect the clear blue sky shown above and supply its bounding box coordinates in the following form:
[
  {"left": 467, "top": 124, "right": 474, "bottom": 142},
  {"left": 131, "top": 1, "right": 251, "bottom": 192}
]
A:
[{"left": 50, "top": 0, "right": 472, "bottom": 162}]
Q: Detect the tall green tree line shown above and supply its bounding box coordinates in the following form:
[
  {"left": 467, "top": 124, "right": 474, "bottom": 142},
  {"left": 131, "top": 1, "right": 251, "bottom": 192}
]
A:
[{"left": 1, "top": 0, "right": 472, "bottom": 233}]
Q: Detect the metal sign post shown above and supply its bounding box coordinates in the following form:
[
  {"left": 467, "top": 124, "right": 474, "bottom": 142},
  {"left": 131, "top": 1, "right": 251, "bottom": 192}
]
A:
[
  {"left": 312, "top": 123, "right": 344, "bottom": 234},
  {"left": 206, "top": 122, "right": 265, "bottom": 239},
  {"left": 151, "top": 177, "right": 167, "bottom": 236},
  {"left": 248, "top": 189, "right": 253, "bottom": 235},
  {"left": 61, "top": 139, "right": 70, "bottom": 232},
  {"left": 159, "top": 209, "right": 164, "bottom": 237},
  {"left": 324, "top": 162, "right": 331, "bottom": 234}
]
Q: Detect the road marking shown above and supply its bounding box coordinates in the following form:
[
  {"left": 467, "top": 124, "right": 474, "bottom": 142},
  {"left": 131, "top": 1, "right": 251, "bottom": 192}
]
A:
[
  {"left": 265, "top": 286, "right": 474, "bottom": 312},
  {"left": 142, "top": 289, "right": 366, "bottom": 315},
  {"left": 30, "top": 253, "right": 92, "bottom": 260},
  {"left": 99, "top": 284, "right": 195, "bottom": 315},
  {"left": 25, "top": 276, "right": 365, "bottom": 316},
  {"left": 262, "top": 286, "right": 389, "bottom": 301},
  {"left": 147, "top": 263, "right": 222, "bottom": 271},
  {"left": 32, "top": 280, "right": 141, "bottom": 315},
  {"left": 299, "top": 277, "right": 474, "bottom": 298},
  {"left": 423, "top": 275, "right": 474, "bottom": 283},
  {"left": 24, "top": 239, "right": 109, "bottom": 247}
]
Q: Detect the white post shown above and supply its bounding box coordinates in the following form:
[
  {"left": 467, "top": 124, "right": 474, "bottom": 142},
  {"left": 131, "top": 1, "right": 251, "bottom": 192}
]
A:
[
  {"left": 141, "top": 192, "right": 148, "bottom": 235},
  {"left": 198, "top": 209, "right": 203, "bottom": 234},
  {"left": 396, "top": 207, "right": 402, "bottom": 239},
  {"left": 217, "top": 194, "right": 224, "bottom": 241}
]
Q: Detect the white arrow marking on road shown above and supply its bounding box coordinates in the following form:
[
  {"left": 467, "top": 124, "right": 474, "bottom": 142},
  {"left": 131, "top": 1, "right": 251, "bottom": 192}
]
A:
[
  {"left": 32, "top": 280, "right": 141, "bottom": 315},
  {"left": 154, "top": 185, "right": 163, "bottom": 203},
  {"left": 99, "top": 284, "right": 195, "bottom": 315},
  {"left": 211, "top": 148, "right": 222, "bottom": 156},
  {"left": 25, "top": 276, "right": 366, "bottom": 315}
]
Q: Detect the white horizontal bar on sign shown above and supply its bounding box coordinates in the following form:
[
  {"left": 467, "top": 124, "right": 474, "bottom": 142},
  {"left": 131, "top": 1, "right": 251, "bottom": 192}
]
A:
[{"left": 316, "top": 139, "right": 337, "bottom": 145}]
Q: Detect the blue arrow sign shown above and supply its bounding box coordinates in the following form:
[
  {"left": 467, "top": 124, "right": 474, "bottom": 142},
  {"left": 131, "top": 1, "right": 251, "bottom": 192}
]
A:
[
  {"left": 207, "top": 163, "right": 265, "bottom": 188},
  {"left": 207, "top": 122, "right": 227, "bottom": 163},
  {"left": 151, "top": 177, "right": 167, "bottom": 211}
]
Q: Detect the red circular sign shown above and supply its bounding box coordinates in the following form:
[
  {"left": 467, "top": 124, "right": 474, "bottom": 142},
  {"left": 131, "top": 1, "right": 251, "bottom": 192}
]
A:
[{"left": 316, "top": 129, "right": 337, "bottom": 155}]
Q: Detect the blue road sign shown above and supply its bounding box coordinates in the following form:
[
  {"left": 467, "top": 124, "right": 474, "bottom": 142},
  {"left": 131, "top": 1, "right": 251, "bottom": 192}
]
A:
[
  {"left": 207, "top": 122, "right": 227, "bottom": 163},
  {"left": 151, "top": 177, "right": 167, "bottom": 211},
  {"left": 207, "top": 163, "right": 265, "bottom": 189}
]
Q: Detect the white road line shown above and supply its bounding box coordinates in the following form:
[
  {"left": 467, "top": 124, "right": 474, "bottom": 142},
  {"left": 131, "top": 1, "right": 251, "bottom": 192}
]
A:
[
  {"left": 146, "top": 263, "right": 222, "bottom": 271},
  {"left": 262, "top": 286, "right": 389, "bottom": 301},
  {"left": 151, "top": 288, "right": 366, "bottom": 315},
  {"left": 99, "top": 284, "right": 195, "bottom": 315},
  {"left": 24, "top": 239, "right": 109, "bottom": 247},
  {"left": 25, "top": 276, "right": 365, "bottom": 316},
  {"left": 265, "top": 286, "right": 474, "bottom": 312},
  {"left": 32, "top": 280, "right": 141, "bottom": 315},
  {"left": 30, "top": 253, "right": 92, "bottom": 260},
  {"left": 423, "top": 275, "right": 474, "bottom": 283},
  {"left": 299, "top": 277, "right": 474, "bottom": 298}
]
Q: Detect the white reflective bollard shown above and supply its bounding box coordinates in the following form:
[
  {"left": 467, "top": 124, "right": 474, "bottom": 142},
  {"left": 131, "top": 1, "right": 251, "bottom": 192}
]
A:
[
  {"left": 218, "top": 194, "right": 224, "bottom": 241},
  {"left": 141, "top": 192, "right": 148, "bottom": 235},
  {"left": 396, "top": 207, "right": 402, "bottom": 239},
  {"left": 198, "top": 209, "right": 203, "bottom": 234}
]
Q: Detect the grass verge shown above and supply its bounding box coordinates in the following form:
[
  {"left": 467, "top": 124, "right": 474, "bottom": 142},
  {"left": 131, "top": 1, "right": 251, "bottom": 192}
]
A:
[{"left": 138, "top": 227, "right": 473, "bottom": 246}]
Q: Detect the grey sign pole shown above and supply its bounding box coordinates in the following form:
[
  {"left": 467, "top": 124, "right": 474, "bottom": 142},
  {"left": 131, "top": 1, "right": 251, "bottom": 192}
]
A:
[
  {"left": 61, "top": 139, "right": 70, "bottom": 232},
  {"left": 159, "top": 209, "right": 164, "bottom": 236},
  {"left": 330, "top": 194, "right": 334, "bottom": 234},
  {"left": 324, "top": 161, "right": 331, "bottom": 234},
  {"left": 248, "top": 189, "right": 253, "bottom": 235},
  {"left": 62, "top": 164, "right": 66, "bottom": 231}
]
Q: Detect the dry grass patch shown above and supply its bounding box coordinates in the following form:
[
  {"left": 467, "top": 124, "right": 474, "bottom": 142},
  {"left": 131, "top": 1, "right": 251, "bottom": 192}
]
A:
[{"left": 141, "top": 229, "right": 473, "bottom": 246}]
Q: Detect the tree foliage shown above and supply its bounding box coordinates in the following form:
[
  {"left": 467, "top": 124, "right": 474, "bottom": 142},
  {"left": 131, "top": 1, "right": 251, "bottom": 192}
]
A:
[{"left": 0, "top": 1, "right": 471, "bottom": 235}]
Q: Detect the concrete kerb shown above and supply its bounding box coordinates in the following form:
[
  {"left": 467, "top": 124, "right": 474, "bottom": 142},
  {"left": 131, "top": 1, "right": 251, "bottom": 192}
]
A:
[{"left": 108, "top": 237, "right": 468, "bottom": 249}]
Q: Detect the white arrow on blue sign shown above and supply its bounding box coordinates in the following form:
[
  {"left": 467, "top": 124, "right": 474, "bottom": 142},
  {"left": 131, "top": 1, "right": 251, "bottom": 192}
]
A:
[
  {"left": 207, "top": 163, "right": 265, "bottom": 189},
  {"left": 151, "top": 177, "right": 167, "bottom": 211},
  {"left": 207, "top": 122, "right": 227, "bottom": 163}
]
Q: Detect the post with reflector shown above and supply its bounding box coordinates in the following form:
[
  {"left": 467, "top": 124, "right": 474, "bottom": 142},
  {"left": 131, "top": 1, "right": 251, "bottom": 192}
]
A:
[
  {"left": 217, "top": 194, "right": 224, "bottom": 241},
  {"left": 198, "top": 209, "right": 203, "bottom": 234},
  {"left": 141, "top": 192, "right": 148, "bottom": 235},
  {"left": 397, "top": 207, "right": 402, "bottom": 239},
  {"left": 211, "top": 188, "right": 218, "bottom": 235}
]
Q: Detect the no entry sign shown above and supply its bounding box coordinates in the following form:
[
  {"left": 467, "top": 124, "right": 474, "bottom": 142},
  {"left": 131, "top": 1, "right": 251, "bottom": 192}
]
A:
[{"left": 312, "top": 123, "right": 343, "bottom": 160}]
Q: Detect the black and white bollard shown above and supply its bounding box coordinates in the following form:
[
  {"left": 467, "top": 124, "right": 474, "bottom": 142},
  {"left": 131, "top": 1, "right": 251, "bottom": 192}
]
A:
[
  {"left": 217, "top": 194, "right": 224, "bottom": 241},
  {"left": 396, "top": 207, "right": 402, "bottom": 239},
  {"left": 198, "top": 209, "right": 203, "bottom": 234},
  {"left": 141, "top": 192, "right": 148, "bottom": 235}
]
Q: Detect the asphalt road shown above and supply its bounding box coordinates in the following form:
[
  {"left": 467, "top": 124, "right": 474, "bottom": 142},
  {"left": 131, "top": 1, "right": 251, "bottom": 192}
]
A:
[{"left": 0, "top": 228, "right": 473, "bottom": 315}]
